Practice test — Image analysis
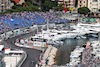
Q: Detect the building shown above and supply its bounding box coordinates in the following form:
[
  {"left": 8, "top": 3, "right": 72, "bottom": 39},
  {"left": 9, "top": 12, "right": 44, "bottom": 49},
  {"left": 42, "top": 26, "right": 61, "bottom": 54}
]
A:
[
  {"left": 31, "top": 0, "right": 42, "bottom": 7},
  {"left": 77, "top": 0, "right": 88, "bottom": 8},
  {"left": 51, "top": 0, "right": 76, "bottom": 8},
  {"left": 12, "top": 0, "right": 25, "bottom": 5},
  {"left": 0, "top": 45, "right": 5, "bottom": 67},
  {"left": 0, "top": 0, "right": 14, "bottom": 12},
  {"left": 51, "top": 0, "right": 78, "bottom": 13},
  {"left": 88, "top": 0, "right": 100, "bottom": 12}
]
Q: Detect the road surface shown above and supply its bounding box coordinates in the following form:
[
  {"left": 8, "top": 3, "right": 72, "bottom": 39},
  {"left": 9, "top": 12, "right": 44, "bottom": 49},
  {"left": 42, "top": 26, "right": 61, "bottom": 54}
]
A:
[{"left": 2, "top": 32, "right": 42, "bottom": 67}]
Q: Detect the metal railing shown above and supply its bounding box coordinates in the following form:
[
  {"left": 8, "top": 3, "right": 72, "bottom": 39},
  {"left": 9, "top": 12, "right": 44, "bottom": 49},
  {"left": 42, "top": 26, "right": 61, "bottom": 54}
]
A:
[{"left": 16, "top": 51, "right": 27, "bottom": 67}]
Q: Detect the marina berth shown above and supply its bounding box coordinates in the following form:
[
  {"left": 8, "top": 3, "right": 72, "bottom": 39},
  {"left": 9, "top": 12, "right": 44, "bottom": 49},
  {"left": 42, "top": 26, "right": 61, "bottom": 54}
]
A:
[
  {"left": 71, "top": 23, "right": 100, "bottom": 38},
  {"left": 67, "top": 45, "right": 85, "bottom": 66},
  {"left": 1, "top": 11, "right": 100, "bottom": 67},
  {"left": 77, "top": 23, "right": 100, "bottom": 33}
]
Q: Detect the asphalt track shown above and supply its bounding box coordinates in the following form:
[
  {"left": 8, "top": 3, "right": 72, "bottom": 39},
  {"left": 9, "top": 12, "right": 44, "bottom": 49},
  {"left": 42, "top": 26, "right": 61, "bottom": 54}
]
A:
[{"left": 2, "top": 32, "right": 42, "bottom": 67}]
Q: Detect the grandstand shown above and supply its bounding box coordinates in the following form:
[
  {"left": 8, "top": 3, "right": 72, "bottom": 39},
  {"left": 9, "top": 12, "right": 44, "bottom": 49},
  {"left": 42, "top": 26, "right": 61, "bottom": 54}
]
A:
[{"left": 0, "top": 12, "right": 68, "bottom": 33}]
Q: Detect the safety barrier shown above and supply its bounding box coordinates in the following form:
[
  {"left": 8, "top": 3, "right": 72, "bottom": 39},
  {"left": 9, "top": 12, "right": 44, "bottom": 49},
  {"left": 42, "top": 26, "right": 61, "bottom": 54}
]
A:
[
  {"left": 16, "top": 51, "right": 27, "bottom": 67},
  {"left": 15, "top": 43, "right": 34, "bottom": 49},
  {"left": 35, "top": 46, "right": 48, "bottom": 67}
]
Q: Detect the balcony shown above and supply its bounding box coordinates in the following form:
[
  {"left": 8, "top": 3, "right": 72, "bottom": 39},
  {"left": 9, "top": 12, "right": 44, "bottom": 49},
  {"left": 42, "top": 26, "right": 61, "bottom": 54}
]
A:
[
  {"left": 0, "top": 1, "right": 10, "bottom": 3},
  {"left": 92, "top": 2, "right": 98, "bottom": 5},
  {"left": 0, "top": 4, "right": 10, "bottom": 6},
  {"left": 92, "top": 5, "right": 98, "bottom": 8}
]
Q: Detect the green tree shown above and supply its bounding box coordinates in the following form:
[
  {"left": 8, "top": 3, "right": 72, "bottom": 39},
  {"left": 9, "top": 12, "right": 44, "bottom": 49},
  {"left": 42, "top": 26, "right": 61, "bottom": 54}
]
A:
[
  {"left": 54, "top": 6, "right": 59, "bottom": 11},
  {"left": 58, "top": 3, "right": 64, "bottom": 11},
  {"left": 54, "top": 0, "right": 58, "bottom": 6},
  {"left": 54, "top": 3, "right": 64, "bottom": 11},
  {"left": 26, "top": 2, "right": 32, "bottom": 6},
  {"left": 12, "top": 5, "right": 17, "bottom": 9},
  {"left": 78, "top": 7, "right": 90, "bottom": 14},
  {"left": 11, "top": 1, "right": 17, "bottom": 5},
  {"left": 91, "top": 12, "right": 94, "bottom": 15},
  {"left": 42, "top": 0, "right": 54, "bottom": 11},
  {"left": 1, "top": 1, "right": 41, "bottom": 14},
  {"left": 25, "top": 0, "right": 32, "bottom": 2}
]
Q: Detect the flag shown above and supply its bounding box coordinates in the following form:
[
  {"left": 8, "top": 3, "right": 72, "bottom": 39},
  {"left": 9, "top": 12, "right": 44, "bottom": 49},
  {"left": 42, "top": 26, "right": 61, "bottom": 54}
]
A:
[
  {"left": 46, "top": 43, "right": 48, "bottom": 46},
  {"left": 87, "top": 44, "right": 90, "bottom": 48},
  {"left": 69, "top": 7, "right": 73, "bottom": 11}
]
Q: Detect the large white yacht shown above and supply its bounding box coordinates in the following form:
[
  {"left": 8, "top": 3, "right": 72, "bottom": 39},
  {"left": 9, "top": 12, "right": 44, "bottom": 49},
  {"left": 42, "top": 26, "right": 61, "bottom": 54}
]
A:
[
  {"left": 77, "top": 23, "right": 100, "bottom": 32},
  {"left": 71, "top": 23, "right": 99, "bottom": 37}
]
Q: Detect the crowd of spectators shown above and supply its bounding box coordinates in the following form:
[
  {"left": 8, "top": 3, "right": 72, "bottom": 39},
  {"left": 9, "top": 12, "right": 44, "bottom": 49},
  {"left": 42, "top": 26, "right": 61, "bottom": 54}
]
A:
[
  {"left": 36, "top": 12, "right": 67, "bottom": 23},
  {"left": 0, "top": 11, "right": 68, "bottom": 33},
  {"left": 75, "top": 45, "right": 100, "bottom": 67}
]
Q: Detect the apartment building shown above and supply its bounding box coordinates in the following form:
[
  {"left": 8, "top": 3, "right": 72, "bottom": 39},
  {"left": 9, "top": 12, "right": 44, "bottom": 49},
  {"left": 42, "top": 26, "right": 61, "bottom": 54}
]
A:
[
  {"left": 77, "top": 0, "right": 88, "bottom": 8},
  {"left": 0, "top": 0, "right": 14, "bottom": 12},
  {"left": 88, "top": 0, "right": 100, "bottom": 12},
  {"left": 51, "top": 0, "right": 76, "bottom": 8},
  {"left": 12, "top": 0, "right": 25, "bottom": 5}
]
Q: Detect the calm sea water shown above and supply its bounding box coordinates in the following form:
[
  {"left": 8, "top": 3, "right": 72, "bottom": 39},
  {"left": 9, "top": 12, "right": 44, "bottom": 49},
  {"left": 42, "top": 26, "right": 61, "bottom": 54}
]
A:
[{"left": 55, "top": 36, "right": 99, "bottom": 65}]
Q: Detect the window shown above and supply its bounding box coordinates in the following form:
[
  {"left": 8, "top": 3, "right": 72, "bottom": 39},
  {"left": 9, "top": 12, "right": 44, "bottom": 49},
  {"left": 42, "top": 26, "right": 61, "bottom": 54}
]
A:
[{"left": 93, "top": 0, "right": 98, "bottom": 1}]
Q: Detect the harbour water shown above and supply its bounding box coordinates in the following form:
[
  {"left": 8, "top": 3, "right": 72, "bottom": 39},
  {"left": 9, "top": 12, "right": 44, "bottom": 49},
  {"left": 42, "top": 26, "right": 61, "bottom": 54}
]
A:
[{"left": 55, "top": 36, "right": 99, "bottom": 65}]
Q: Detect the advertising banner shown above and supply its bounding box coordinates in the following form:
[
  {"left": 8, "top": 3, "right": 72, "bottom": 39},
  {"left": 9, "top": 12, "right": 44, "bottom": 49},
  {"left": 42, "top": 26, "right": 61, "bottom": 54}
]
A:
[{"left": 82, "top": 18, "right": 96, "bottom": 22}]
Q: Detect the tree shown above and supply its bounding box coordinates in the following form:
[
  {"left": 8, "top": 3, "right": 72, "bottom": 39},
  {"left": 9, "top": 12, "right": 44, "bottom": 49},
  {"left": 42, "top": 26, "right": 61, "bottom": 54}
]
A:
[
  {"left": 54, "top": 0, "right": 58, "bottom": 6},
  {"left": 25, "top": 0, "right": 32, "bottom": 2},
  {"left": 99, "top": 9, "right": 100, "bottom": 11},
  {"left": 1, "top": 1, "right": 41, "bottom": 14},
  {"left": 78, "top": 7, "right": 90, "bottom": 14},
  {"left": 91, "top": 12, "right": 94, "bottom": 15},
  {"left": 54, "top": 3, "right": 64, "bottom": 11},
  {"left": 26, "top": 2, "right": 32, "bottom": 6},
  {"left": 58, "top": 3, "right": 64, "bottom": 11},
  {"left": 54, "top": 6, "right": 59, "bottom": 11},
  {"left": 11, "top": 1, "right": 17, "bottom": 5},
  {"left": 42, "top": 0, "right": 54, "bottom": 11}
]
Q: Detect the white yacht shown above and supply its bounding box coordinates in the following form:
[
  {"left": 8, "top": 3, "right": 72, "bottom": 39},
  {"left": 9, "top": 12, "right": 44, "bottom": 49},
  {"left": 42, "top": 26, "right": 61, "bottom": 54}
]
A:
[
  {"left": 77, "top": 23, "right": 100, "bottom": 32},
  {"left": 71, "top": 23, "right": 99, "bottom": 37}
]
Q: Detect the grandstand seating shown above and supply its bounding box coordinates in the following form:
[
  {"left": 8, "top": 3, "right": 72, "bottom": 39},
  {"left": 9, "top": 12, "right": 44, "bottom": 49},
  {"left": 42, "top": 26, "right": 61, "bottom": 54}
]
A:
[{"left": 0, "top": 12, "right": 68, "bottom": 33}]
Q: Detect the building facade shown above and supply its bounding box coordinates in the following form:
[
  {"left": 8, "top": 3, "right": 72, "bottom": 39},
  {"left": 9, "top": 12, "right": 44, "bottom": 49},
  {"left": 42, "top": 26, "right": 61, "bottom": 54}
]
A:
[
  {"left": 51, "top": 0, "right": 76, "bottom": 8},
  {"left": 77, "top": 0, "right": 88, "bottom": 8},
  {"left": 31, "top": 0, "right": 42, "bottom": 7},
  {"left": 12, "top": 0, "right": 25, "bottom": 5},
  {"left": 0, "top": 0, "right": 14, "bottom": 12},
  {"left": 88, "top": 0, "right": 100, "bottom": 12}
]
